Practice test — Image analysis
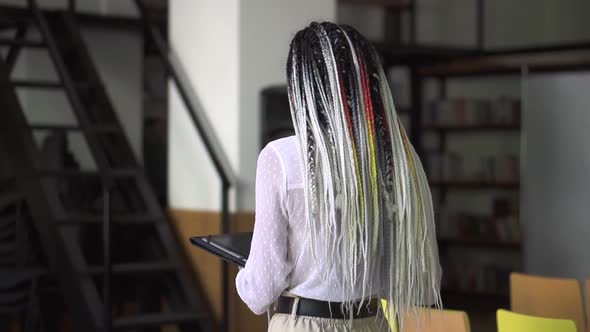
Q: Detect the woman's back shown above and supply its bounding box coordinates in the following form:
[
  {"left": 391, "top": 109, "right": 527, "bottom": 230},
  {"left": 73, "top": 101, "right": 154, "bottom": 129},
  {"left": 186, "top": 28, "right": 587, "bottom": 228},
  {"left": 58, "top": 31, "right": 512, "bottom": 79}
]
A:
[
  {"left": 236, "top": 135, "right": 381, "bottom": 315},
  {"left": 236, "top": 22, "right": 441, "bottom": 331}
]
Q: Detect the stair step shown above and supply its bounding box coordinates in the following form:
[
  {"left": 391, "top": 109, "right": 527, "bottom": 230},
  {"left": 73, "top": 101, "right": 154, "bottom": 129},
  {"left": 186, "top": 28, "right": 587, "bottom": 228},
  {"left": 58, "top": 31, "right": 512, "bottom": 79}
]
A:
[
  {"left": 29, "top": 124, "right": 120, "bottom": 133},
  {"left": 38, "top": 169, "right": 138, "bottom": 178},
  {"left": 114, "top": 312, "right": 207, "bottom": 329},
  {"left": 0, "top": 268, "right": 48, "bottom": 289},
  {"left": 0, "top": 242, "right": 16, "bottom": 255},
  {"left": 0, "top": 217, "right": 17, "bottom": 228},
  {"left": 56, "top": 213, "right": 162, "bottom": 225},
  {"left": 11, "top": 79, "right": 91, "bottom": 91},
  {"left": 11, "top": 79, "right": 63, "bottom": 89},
  {"left": 0, "top": 193, "right": 23, "bottom": 210},
  {"left": 0, "top": 226, "right": 14, "bottom": 240},
  {"left": 0, "top": 19, "right": 32, "bottom": 30},
  {"left": 0, "top": 38, "right": 45, "bottom": 48},
  {"left": 82, "top": 261, "right": 176, "bottom": 276}
]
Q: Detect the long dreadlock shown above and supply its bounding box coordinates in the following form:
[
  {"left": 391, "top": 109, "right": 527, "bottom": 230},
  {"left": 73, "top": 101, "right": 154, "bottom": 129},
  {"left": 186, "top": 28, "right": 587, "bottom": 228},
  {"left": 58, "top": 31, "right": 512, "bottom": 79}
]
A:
[{"left": 286, "top": 22, "right": 442, "bottom": 328}]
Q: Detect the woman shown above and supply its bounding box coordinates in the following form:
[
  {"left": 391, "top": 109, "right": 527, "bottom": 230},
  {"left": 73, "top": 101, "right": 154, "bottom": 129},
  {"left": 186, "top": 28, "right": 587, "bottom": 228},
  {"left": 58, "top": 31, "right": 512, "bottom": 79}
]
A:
[{"left": 236, "top": 22, "right": 441, "bottom": 331}]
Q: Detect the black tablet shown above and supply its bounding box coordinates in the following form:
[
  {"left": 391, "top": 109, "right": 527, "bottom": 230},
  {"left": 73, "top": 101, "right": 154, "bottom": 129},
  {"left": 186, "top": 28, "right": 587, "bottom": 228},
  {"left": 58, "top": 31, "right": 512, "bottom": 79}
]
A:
[{"left": 190, "top": 232, "right": 253, "bottom": 267}]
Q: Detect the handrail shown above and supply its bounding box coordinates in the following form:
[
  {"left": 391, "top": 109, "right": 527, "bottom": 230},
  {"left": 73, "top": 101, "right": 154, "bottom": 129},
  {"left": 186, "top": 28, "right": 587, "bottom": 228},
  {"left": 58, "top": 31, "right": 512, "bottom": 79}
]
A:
[
  {"left": 134, "top": 2, "right": 235, "bottom": 332},
  {"left": 102, "top": 183, "right": 112, "bottom": 332},
  {"left": 134, "top": 1, "right": 237, "bottom": 188}
]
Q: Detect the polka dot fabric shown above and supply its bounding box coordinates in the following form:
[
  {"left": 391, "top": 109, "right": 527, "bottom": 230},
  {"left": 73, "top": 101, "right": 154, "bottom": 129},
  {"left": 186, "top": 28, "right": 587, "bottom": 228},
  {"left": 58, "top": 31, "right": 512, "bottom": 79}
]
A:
[{"left": 236, "top": 136, "right": 381, "bottom": 315}]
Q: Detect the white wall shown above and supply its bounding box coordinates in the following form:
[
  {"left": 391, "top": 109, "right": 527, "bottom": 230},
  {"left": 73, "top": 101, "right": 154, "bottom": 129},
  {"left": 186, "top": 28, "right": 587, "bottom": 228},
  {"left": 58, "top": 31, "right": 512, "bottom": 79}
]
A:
[
  {"left": 523, "top": 73, "right": 590, "bottom": 280},
  {"left": 168, "top": 0, "right": 241, "bottom": 211},
  {"left": 237, "top": 0, "right": 336, "bottom": 210},
  {"left": 168, "top": 0, "right": 335, "bottom": 211}
]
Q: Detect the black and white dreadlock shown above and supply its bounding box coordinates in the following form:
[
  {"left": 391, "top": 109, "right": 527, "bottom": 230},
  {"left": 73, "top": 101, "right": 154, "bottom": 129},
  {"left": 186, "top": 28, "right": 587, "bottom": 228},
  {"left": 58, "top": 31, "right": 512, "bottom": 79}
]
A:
[{"left": 286, "top": 22, "right": 442, "bottom": 329}]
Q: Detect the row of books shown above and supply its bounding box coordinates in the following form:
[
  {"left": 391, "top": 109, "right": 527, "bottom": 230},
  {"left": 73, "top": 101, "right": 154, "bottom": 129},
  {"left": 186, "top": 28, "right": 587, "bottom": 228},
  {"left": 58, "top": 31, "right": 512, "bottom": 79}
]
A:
[
  {"left": 428, "top": 152, "right": 519, "bottom": 183},
  {"left": 439, "top": 213, "right": 521, "bottom": 242},
  {"left": 443, "top": 263, "right": 513, "bottom": 294},
  {"left": 425, "top": 97, "right": 521, "bottom": 126},
  {"left": 438, "top": 198, "right": 521, "bottom": 242}
]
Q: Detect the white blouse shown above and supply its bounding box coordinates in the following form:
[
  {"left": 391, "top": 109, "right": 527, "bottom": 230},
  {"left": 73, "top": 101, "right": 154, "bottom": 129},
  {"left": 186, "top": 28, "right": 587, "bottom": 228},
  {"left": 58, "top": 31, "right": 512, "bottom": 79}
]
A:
[{"left": 235, "top": 135, "right": 381, "bottom": 315}]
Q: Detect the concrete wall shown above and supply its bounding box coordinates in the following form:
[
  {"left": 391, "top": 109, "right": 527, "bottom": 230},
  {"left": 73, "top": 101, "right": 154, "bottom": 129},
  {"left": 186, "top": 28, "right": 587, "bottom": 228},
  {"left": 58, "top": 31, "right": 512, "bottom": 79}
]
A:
[
  {"left": 168, "top": 0, "right": 241, "bottom": 211},
  {"left": 523, "top": 73, "right": 590, "bottom": 281}
]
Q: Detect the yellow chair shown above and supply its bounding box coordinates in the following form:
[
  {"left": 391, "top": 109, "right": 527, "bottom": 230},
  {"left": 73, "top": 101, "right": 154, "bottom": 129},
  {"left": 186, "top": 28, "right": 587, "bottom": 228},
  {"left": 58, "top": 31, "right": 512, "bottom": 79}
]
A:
[
  {"left": 381, "top": 300, "right": 470, "bottom": 332},
  {"left": 510, "top": 272, "right": 585, "bottom": 332},
  {"left": 497, "top": 309, "right": 577, "bottom": 332}
]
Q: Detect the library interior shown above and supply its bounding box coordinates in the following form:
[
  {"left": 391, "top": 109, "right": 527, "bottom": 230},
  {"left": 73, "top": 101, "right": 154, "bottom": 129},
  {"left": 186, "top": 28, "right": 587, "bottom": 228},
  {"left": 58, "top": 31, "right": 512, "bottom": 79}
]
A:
[{"left": 1, "top": 0, "right": 589, "bottom": 331}]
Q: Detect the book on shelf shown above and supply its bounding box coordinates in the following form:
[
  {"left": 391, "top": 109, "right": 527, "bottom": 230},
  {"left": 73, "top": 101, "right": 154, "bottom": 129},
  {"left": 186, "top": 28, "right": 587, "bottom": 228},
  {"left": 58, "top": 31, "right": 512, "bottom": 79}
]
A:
[
  {"left": 454, "top": 214, "right": 520, "bottom": 242},
  {"left": 442, "top": 262, "right": 514, "bottom": 295},
  {"left": 469, "top": 216, "right": 519, "bottom": 242},
  {"left": 492, "top": 197, "right": 521, "bottom": 242},
  {"left": 427, "top": 152, "right": 519, "bottom": 184},
  {"left": 437, "top": 197, "right": 521, "bottom": 242},
  {"left": 425, "top": 97, "right": 521, "bottom": 127}
]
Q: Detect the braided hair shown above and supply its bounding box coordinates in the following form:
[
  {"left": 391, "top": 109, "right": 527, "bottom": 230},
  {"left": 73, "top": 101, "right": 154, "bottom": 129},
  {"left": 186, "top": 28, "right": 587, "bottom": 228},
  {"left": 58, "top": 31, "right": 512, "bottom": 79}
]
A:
[{"left": 287, "top": 22, "right": 442, "bottom": 327}]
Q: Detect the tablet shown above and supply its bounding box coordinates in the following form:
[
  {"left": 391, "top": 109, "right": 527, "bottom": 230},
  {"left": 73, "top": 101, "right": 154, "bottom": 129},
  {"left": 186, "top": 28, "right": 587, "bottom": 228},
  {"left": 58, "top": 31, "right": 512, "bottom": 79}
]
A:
[{"left": 190, "top": 232, "right": 252, "bottom": 267}]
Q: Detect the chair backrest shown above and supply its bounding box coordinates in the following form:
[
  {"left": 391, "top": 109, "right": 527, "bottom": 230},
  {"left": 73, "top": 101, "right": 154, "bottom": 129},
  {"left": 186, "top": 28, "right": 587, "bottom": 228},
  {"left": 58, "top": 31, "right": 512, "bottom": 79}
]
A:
[
  {"left": 510, "top": 272, "right": 585, "bottom": 332},
  {"left": 497, "top": 309, "right": 577, "bottom": 332},
  {"left": 381, "top": 300, "right": 470, "bottom": 332}
]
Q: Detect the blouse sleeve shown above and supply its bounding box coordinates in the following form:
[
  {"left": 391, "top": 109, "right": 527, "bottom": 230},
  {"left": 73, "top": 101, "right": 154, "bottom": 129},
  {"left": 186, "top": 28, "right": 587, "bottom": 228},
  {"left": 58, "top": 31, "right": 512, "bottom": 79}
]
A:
[{"left": 235, "top": 144, "right": 292, "bottom": 315}]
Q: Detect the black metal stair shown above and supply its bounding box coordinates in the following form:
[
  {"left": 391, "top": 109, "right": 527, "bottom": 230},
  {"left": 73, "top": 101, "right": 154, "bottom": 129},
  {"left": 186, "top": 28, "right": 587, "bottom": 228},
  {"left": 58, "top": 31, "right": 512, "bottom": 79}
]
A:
[
  {"left": 0, "top": 166, "right": 48, "bottom": 331},
  {"left": 55, "top": 213, "right": 163, "bottom": 225},
  {"left": 29, "top": 123, "right": 119, "bottom": 133},
  {"left": 11, "top": 79, "right": 63, "bottom": 89},
  {"left": 82, "top": 261, "right": 177, "bottom": 276},
  {"left": 0, "top": 3, "right": 213, "bottom": 331},
  {"left": 0, "top": 38, "right": 45, "bottom": 48}
]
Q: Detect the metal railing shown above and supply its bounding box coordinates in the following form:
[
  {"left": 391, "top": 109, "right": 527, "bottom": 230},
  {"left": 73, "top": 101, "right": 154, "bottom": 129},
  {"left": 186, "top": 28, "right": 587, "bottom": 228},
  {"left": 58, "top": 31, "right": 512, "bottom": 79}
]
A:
[
  {"left": 102, "top": 183, "right": 112, "bottom": 332},
  {"left": 134, "top": 1, "right": 237, "bottom": 332}
]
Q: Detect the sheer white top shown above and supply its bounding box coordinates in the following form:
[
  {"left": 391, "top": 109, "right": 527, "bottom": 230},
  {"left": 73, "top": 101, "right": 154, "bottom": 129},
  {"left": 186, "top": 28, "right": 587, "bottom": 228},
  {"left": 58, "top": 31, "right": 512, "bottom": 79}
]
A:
[{"left": 235, "top": 135, "right": 380, "bottom": 315}]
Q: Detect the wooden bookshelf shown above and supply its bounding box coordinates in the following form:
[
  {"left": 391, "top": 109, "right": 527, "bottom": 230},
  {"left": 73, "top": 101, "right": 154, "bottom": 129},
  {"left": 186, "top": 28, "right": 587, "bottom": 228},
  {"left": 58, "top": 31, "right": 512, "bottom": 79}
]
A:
[
  {"left": 429, "top": 180, "right": 519, "bottom": 190},
  {"left": 423, "top": 123, "right": 521, "bottom": 132},
  {"left": 438, "top": 237, "right": 521, "bottom": 250}
]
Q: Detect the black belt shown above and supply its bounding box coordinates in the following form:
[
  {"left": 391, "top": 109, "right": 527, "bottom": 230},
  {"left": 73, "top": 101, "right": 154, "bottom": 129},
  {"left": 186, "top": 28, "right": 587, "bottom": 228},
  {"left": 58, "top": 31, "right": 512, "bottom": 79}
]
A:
[{"left": 275, "top": 296, "right": 379, "bottom": 319}]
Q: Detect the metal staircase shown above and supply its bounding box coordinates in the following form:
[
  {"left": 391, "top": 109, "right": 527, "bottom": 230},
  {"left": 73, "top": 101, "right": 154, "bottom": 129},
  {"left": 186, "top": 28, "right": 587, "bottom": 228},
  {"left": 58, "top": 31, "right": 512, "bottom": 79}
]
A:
[{"left": 0, "top": 2, "right": 214, "bottom": 331}]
